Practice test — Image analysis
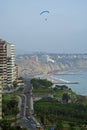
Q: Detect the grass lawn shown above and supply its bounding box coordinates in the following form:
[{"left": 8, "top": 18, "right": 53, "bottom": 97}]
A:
[
  {"left": 33, "top": 86, "right": 77, "bottom": 100},
  {"left": 2, "top": 94, "right": 19, "bottom": 101}
]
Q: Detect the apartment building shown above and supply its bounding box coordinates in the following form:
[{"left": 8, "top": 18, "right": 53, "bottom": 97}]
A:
[
  {"left": 0, "top": 39, "right": 7, "bottom": 89},
  {"left": 0, "top": 39, "right": 17, "bottom": 89},
  {"left": 0, "top": 77, "right": 2, "bottom": 120},
  {"left": 7, "top": 43, "right": 16, "bottom": 87}
]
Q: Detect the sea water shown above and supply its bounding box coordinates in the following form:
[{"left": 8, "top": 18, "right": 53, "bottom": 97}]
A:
[{"left": 52, "top": 70, "right": 87, "bottom": 96}]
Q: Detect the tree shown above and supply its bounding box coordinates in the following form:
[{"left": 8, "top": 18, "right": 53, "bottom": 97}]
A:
[
  {"left": 55, "top": 120, "right": 63, "bottom": 130},
  {"left": 13, "top": 80, "right": 18, "bottom": 88},
  {"left": 7, "top": 100, "right": 18, "bottom": 109},
  {"left": 69, "top": 122, "right": 76, "bottom": 130},
  {"left": 62, "top": 93, "right": 70, "bottom": 102},
  {"left": 0, "top": 119, "right": 11, "bottom": 130}
]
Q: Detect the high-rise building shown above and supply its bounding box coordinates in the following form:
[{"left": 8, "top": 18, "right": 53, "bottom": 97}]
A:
[
  {"left": 7, "top": 43, "right": 16, "bottom": 87},
  {"left": 0, "top": 77, "right": 2, "bottom": 120},
  {"left": 0, "top": 39, "right": 17, "bottom": 89},
  {"left": 0, "top": 39, "right": 7, "bottom": 89}
]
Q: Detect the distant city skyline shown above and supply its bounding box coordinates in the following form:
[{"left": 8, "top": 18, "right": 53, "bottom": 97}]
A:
[{"left": 0, "top": 0, "right": 87, "bottom": 54}]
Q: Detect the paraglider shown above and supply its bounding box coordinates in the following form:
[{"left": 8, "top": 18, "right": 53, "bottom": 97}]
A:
[
  {"left": 40, "top": 10, "right": 50, "bottom": 21},
  {"left": 40, "top": 10, "right": 50, "bottom": 15}
]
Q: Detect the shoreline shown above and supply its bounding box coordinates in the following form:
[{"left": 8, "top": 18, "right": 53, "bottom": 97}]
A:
[
  {"left": 34, "top": 71, "right": 87, "bottom": 96},
  {"left": 35, "top": 74, "right": 79, "bottom": 84}
]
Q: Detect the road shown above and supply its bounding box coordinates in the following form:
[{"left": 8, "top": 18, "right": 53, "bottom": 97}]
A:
[{"left": 19, "top": 82, "right": 41, "bottom": 130}]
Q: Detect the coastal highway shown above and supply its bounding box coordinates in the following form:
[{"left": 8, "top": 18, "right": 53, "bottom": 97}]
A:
[{"left": 19, "top": 82, "right": 40, "bottom": 130}]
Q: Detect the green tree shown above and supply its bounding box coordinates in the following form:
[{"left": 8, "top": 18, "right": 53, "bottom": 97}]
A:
[
  {"left": 0, "top": 119, "right": 11, "bottom": 130},
  {"left": 7, "top": 99, "right": 18, "bottom": 109},
  {"left": 69, "top": 123, "right": 75, "bottom": 130},
  {"left": 13, "top": 80, "right": 18, "bottom": 88},
  {"left": 62, "top": 93, "right": 70, "bottom": 102},
  {"left": 55, "top": 120, "right": 63, "bottom": 130}
]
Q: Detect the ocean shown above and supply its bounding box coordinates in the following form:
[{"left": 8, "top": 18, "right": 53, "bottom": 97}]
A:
[{"left": 52, "top": 70, "right": 87, "bottom": 96}]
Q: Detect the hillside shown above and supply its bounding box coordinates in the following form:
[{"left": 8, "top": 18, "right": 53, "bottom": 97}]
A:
[{"left": 16, "top": 53, "right": 87, "bottom": 77}]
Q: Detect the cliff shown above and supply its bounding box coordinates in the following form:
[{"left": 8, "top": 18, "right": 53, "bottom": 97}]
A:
[{"left": 16, "top": 54, "right": 87, "bottom": 77}]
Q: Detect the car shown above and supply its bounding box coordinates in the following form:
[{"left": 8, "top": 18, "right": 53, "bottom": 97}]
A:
[
  {"left": 27, "top": 116, "right": 30, "bottom": 119},
  {"left": 26, "top": 106, "right": 28, "bottom": 109},
  {"left": 36, "top": 123, "right": 41, "bottom": 128}
]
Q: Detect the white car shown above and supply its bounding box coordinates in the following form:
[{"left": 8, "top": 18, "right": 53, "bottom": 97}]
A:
[{"left": 36, "top": 123, "right": 41, "bottom": 128}]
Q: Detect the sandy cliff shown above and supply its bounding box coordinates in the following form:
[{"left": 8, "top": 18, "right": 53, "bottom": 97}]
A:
[{"left": 16, "top": 54, "right": 87, "bottom": 77}]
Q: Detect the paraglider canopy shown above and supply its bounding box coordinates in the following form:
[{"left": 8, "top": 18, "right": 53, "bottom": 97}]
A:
[
  {"left": 40, "top": 10, "right": 50, "bottom": 21},
  {"left": 40, "top": 10, "right": 50, "bottom": 15}
]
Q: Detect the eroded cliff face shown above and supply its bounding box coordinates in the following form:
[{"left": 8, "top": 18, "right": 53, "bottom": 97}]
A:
[{"left": 16, "top": 54, "right": 87, "bottom": 77}]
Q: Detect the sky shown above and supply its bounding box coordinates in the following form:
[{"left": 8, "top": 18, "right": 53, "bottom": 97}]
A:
[{"left": 0, "top": 0, "right": 87, "bottom": 54}]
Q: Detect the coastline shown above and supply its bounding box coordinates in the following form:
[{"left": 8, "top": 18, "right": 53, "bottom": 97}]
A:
[
  {"left": 34, "top": 74, "right": 79, "bottom": 84},
  {"left": 34, "top": 70, "right": 87, "bottom": 96}
]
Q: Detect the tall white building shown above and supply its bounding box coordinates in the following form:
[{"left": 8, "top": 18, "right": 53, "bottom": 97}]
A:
[
  {"left": 0, "top": 39, "right": 7, "bottom": 89},
  {"left": 0, "top": 39, "right": 17, "bottom": 89},
  {"left": 7, "top": 43, "right": 16, "bottom": 87}
]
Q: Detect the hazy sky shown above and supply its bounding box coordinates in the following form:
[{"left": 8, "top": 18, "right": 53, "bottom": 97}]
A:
[{"left": 0, "top": 0, "right": 87, "bottom": 54}]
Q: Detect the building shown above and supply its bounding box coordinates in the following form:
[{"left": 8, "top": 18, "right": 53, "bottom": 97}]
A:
[
  {"left": 0, "top": 77, "right": 2, "bottom": 120},
  {"left": 30, "top": 55, "right": 38, "bottom": 62},
  {"left": 7, "top": 43, "right": 16, "bottom": 87},
  {"left": 0, "top": 39, "right": 7, "bottom": 89},
  {"left": 41, "top": 55, "right": 55, "bottom": 63},
  {"left": 0, "top": 39, "right": 17, "bottom": 89}
]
